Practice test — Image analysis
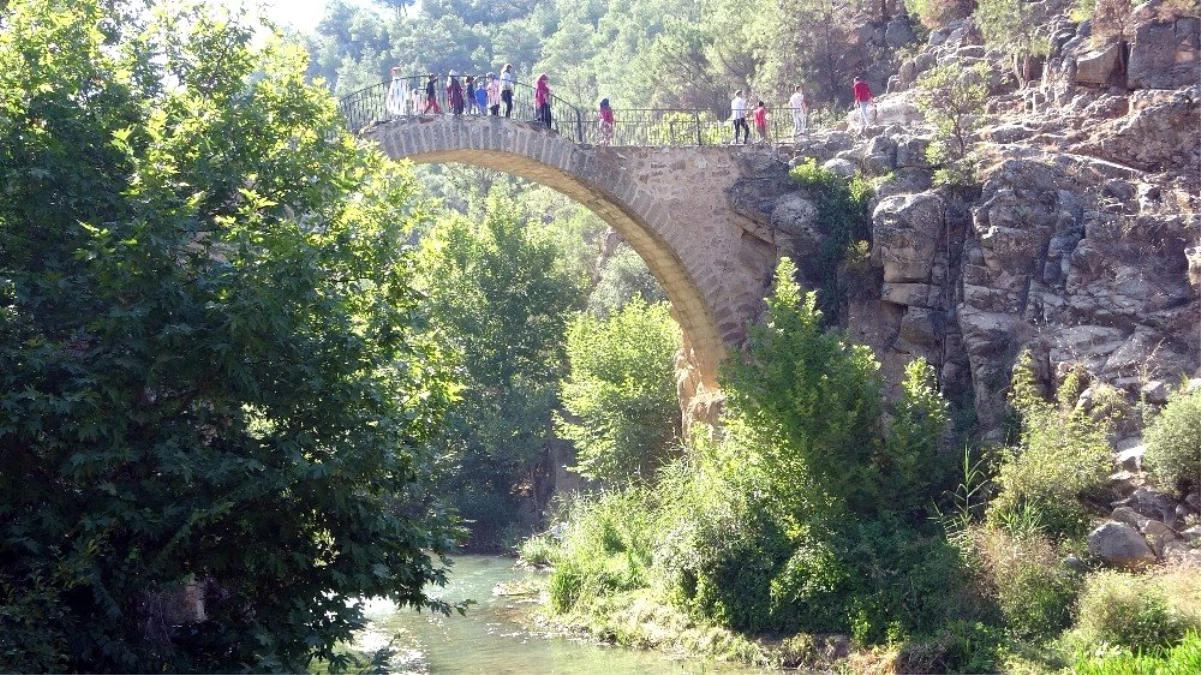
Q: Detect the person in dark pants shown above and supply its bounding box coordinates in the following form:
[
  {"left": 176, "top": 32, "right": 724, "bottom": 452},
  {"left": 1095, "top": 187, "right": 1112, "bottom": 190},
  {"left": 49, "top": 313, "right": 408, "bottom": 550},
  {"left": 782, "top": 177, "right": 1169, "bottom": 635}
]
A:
[
  {"left": 500, "top": 64, "right": 515, "bottom": 118},
  {"left": 535, "top": 73, "right": 552, "bottom": 128},
  {"left": 730, "top": 89, "right": 749, "bottom": 144}
]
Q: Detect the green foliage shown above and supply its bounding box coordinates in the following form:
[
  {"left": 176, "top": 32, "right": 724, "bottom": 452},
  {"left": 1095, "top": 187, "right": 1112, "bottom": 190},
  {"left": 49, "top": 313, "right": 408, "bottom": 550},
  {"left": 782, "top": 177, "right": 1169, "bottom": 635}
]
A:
[
  {"left": 893, "top": 620, "right": 1005, "bottom": 674},
  {"left": 965, "top": 526, "right": 1081, "bottom": 639},
  {"left": 1072, "top": 631, "right": 1201, "bottom": 675},
  {"left": 1070, "top": 571, "right": 1201, "bottom": 654},
  {"left": 915, "top": 63, "right": 990, "bottom": 186},
  {"left": 547, "top": 489, "right": 656, "bottom": 613},
  {"left": 0, "top": 1, "right": 459, "bottom": 670},
  {"left": 787, "top": 160, "right": 874, "bottom": 322},
  {"left": 975, "top": 0, "right": 1055, "bottom": 62},
  {"left": 418, "top": 195, "right": 584, "bottom": 547},
  {"left": 557, "top": 299, "right": 681, "bottom": 484},
  {"left": 988, "top": 352, "right": 1114, "bottom": 536},
  {"left": 587, "top": 245, "right": 667, "bottom": 318},
  {"left": 517, "top": 533, "right": 562, "bottom": 567},
  {"left": 1143, "top": 387, "right": 1201, "bottom": 494}
]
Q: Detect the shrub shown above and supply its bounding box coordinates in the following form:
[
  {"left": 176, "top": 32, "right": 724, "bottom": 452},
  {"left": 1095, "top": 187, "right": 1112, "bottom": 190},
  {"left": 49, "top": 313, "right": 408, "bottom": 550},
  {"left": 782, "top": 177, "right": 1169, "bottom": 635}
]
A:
[
  {"left": 965, "top": 526, "right": 1081, "bottom": 639},
  {"left": 988, "top": 352, "right": 1114, "bottom": 536},
  {"left": 1143, "top": 388, "right": 1201, "bottom": 494},
  {"left": 1071, "top": 570, "right": 1200, "bottom": 653},
  {"left": 517, "top": 533, "right": 561, "bottom": 567},
  {"left": 546, "top": 489, "right": 656, "bottom": 612},
  {"left": 974, "top": 0, "right": 1056, "bottom": 83}
]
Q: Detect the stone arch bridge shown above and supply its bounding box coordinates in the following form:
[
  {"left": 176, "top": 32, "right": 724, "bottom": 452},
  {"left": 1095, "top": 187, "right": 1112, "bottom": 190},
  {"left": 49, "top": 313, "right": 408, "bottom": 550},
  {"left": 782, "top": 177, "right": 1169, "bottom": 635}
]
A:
[{"left": 362, "top": 115, "right": 792, "bottom": 403}]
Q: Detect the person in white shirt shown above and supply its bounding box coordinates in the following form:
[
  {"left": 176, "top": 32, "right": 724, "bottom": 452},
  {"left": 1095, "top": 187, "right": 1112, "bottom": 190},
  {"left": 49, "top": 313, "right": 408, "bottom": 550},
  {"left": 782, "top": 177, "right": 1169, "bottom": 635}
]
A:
[
  {"left": 730, "top": 90, "right": 749, "bottom": 145},
  {"left": 500, "top": 64, "right": 516, "bottom": 118},
  {"left": 789, "top": 85, "right": 808, "bottom": 137},
  {"left": 386, "top": 67, "right": 408, "bottom": 117}
]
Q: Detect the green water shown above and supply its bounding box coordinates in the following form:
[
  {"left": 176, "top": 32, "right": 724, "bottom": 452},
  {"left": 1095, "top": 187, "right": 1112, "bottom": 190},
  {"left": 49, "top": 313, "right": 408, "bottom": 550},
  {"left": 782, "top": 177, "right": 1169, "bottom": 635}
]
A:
[{"left": 352, "top": 555, "right": 772, "bottom": 675}]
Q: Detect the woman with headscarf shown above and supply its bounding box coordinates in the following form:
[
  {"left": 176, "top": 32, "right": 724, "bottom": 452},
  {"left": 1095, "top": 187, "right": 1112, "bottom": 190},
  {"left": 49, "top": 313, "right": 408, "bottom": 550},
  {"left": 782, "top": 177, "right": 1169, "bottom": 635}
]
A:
[
  {"left": 535, "top": 73, "right": 552, "bottom": 129},
  {"left": 447, "top": 70, "right": 465, "bottom": 115}
]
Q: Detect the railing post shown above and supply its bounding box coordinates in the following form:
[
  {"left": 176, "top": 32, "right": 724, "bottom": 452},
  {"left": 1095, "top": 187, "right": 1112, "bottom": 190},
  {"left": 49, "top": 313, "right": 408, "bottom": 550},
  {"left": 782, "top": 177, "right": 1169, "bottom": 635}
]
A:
[
  {"left": 694, "top": 111, "right": 702, "bottom": 146},
  {"left": 576, "top": 109, "right": 583, "bottom": 144}
]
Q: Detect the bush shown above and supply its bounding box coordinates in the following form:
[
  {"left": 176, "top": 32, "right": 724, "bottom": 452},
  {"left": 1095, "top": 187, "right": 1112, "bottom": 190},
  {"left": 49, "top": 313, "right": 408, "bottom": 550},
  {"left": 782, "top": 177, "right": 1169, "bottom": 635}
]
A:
[
  {"left": 965, "top": 526, "right": 1081, "bottom": 639},
  {"left": 787, "top": 161, "right": 873, "bottom": 323},
  {"left": 1143, "top": 388, "right": 1201, "bottom": 494},
  {"left": 1071, "top": 570, "right": 1200, "bottom": 653},
  {"left": 546, "top": 489, "right": 656, "bottom": 613},
  {"left": 517, "top": 533, "right": 561, "bottom": 567},
  {"left": 989, "top": 352, "right": 1114, "bottom": 536}
]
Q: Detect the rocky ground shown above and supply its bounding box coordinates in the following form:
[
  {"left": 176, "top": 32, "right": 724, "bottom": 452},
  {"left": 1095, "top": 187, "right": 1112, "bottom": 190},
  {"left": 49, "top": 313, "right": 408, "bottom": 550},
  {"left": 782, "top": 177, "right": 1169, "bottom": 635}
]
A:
[{"left": 750, "top": 3, "right": 1200, "bottom": 568}]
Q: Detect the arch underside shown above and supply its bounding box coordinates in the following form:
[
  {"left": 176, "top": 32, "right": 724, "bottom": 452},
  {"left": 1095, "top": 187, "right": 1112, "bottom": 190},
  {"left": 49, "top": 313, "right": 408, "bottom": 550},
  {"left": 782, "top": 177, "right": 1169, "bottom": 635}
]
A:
[{"left": 372, "top": 133, "right": 727, "bottom": 389}]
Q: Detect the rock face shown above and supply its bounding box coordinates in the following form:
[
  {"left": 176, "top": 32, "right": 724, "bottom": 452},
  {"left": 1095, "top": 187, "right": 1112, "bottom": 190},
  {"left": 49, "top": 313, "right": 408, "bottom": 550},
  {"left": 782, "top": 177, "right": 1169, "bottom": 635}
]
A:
[
  {"left": 1089, "top": 522, "right": 1158, "bottom": 568},
  {"left": 1075, "top": 43, "right": 1122, "bottom": 85},
  {"left": 1127, "top": 15, "right": 1201, "bottom": 90}
]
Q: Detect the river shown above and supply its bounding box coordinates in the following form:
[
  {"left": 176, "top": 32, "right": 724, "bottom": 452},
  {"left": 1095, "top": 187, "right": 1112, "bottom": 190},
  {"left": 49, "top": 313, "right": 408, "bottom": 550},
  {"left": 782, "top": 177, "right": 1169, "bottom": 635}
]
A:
[{"left": 350, "top": 555, "right": 774, "bottom": 675}]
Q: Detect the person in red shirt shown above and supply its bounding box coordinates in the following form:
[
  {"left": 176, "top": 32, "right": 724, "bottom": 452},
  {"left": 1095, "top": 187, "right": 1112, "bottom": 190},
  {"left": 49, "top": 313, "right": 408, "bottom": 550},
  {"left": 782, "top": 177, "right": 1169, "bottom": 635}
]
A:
[
  {"left": 598, "top": 98, "right": 615, "bottom": 145},
  {"left": 752, "top": 101, "right": 768, "bottom": 143},
  {"left": 853, "top": 76, "right": 873, "bottom": 127}
]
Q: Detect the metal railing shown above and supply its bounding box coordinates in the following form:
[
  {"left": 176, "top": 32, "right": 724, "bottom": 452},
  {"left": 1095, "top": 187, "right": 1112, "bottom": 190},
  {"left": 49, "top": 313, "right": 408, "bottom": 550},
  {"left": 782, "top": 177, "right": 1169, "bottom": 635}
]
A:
[{"left": 338, "top": 75, "right": 822, "bottom": 147}]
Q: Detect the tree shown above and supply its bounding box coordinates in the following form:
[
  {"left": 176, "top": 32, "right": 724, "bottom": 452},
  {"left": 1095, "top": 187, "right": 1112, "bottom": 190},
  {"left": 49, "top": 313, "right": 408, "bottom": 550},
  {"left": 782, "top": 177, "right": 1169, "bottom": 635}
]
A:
[
  {"left": 915, "top": 62, "right": 990, "bottom": 185},
  {"left": 557, "top": 299, "right": 681, "bottom": 483},
  {"left": 975, "top": 0, "right": 1055, "bottom": 84},
  {"left": 0, "top": 1, "right": 459, "bottom": 671},
  {"left": 417, "top": 195, "right": 584, "bottom": 547}
]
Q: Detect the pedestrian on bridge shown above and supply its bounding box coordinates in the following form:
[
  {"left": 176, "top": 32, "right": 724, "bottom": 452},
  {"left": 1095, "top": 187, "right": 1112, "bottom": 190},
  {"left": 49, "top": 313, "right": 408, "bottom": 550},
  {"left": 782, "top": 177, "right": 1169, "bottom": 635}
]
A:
[
  {"left": 730, "top": 90, "right": 749, "bottom": 145},
  {"left": 447, "top": 70, "right": 465, "bottom": 115},
  {"left": 535, "top": 73, "right": 553, "bottom": 129},
  {"left": 423, "top": 73, "right": 442, "bottom": 114},
  {"left": 753, "top": 101, "right": 768, "bottom": 143},
  {"left": 500, "top": 64, "right": 516, "bottom": 118},
  {"left": 474, "top": 78, "right": 488, "bottom": 114},
  {"left": 598, "top": 98, "right": 615, "bottom": 145},
  {"left": 486, "top": 73, "right": 501, "bottom": 116},
  {"left": 789, "top": 85, "right": 808, "bottom": 137},
  {"left": 386, "top": 67, "right": 408, "bottom": 116},
  {"left": 465, "top": 75, "right": 479, "bottom": 114}
]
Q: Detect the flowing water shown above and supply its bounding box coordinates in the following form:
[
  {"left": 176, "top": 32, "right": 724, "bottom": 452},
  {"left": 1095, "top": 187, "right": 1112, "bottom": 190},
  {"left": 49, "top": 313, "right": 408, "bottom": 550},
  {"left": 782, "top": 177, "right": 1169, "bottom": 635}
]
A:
[{"left": 351, "top": 555, "right": 773, "bottom": 675}]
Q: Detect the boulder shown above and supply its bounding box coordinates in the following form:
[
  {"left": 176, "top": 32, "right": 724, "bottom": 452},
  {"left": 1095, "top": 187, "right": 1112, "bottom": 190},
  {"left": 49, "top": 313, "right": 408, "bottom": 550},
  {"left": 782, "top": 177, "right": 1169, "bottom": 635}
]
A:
[
  {"left": 771, "top": 194, "right": 825, "bottom": 280},
  {"left": 882, "top": 282, "right": 935, "bottom": 307},
  {"left": 1112, "top": 505, "right": 1150, "bottom": 530},
  {"left": 821, "top": 157, "right": 858, "bottom": 178},
  {"left": 1142, "top": 519, "right": 1178, "bottom": 557},
  {"left": 1140, "top": 380, "right": 1169, "bottom": 405},
  {"left": 1182, "top": 526, "right": 1201, "bottom": 542},
  {"left": 1116, "top": 445, "right": 1146, "bottom": 472},
  {"left": 872, "top": 192, "right": 945, "bottom": 283},
  {"left": 874, "top": 168, "right": 934, "bottom": 200},
  {"left": 1127, "top": 16, "right": 1201, "bottom": 90},
  {"left": 1074, "top": 43, "right": 1122, "bottom": 86},
  {"left": 1088, "top": 521, "right": 1157, "bottom": 568},
  {"left": 895, "top": 136, "right": 932, "bottom": 168}
]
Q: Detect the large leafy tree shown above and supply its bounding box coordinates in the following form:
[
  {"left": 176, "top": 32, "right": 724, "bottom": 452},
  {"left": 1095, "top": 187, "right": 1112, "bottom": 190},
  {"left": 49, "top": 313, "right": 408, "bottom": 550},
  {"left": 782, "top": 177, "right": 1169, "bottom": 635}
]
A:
[
  {"left": 0, "top": 1, "right": 458, "bottom": 671},
  {"left": 557, "top": 299, "right": 681, "bottom": 484},
  {"left": 417, "top": 195, "right": 583, "bottom": 547}
]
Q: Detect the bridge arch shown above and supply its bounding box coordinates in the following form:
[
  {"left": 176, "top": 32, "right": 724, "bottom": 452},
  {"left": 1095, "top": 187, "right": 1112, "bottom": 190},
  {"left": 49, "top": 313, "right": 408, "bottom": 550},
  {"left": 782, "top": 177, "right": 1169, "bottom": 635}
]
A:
[{"left": 364, "top": 115, "right": 782, "bottom": 394}]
